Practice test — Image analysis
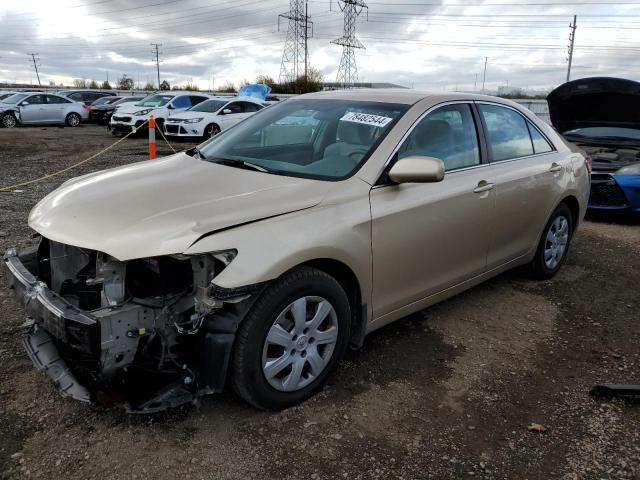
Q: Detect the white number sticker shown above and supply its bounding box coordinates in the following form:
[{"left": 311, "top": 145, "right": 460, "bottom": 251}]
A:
[{"left": 340, "top": 112, "right": 393, "bottom": 127}]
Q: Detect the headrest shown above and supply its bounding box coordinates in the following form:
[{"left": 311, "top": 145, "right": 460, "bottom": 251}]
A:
[
  {"left": 413, "top": 119, "right": 452, "bottom": 148},
  {"left": 337, "top": 120, "right": 375, "bottom": 145}
]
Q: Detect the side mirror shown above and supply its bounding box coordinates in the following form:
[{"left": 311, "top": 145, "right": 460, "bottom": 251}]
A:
[
  {"left": 20, "top": 101, "right": 29, "bottom": 106},
  {"left": 221, "top": 108, "right": 232, "bottom": 115},
  {"left": 388, "top": 156, "right": 445, "bottom": 184},
  {"left": 166, "top": 104, "right": 174, "bottom": 110}
]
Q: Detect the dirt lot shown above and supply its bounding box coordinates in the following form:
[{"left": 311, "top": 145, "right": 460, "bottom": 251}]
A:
[{"left": 0, "top": 125, "right": 639, "bottom": 480}]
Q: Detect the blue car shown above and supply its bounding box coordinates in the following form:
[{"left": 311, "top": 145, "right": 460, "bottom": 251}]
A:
[{"left": 548, "top": 77, "right": 640, "bottom": 212}]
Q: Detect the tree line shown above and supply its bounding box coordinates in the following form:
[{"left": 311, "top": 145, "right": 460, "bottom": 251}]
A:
[{"left": 70, "top": 67, "right": 324, "bottom": 93}]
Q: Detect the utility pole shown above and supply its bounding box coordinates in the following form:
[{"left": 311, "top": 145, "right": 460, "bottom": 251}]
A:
[
  {"left": 151, "top": 43, "right": 162, "bottom": 89},
  {"left": 566, "top": 15, "right": 577, "bottom": 83},
  {"left": 481, "top": 57, "right": 488, "bottom": 92},
  {"left": 28, "top": 53, "right": 41, "bottom": 86}
]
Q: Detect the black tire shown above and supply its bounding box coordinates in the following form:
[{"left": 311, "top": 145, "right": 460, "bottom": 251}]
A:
[
  {"left": 528, "top": 202, "right": 573, "bottom": 279},
  {"left": 204, "top": 123, "right": 220, "bottom": 139},
  {"left": 1, "top": 112, "right": 17, "bottom": 128},
  {"left": 65, "top": 112, "right": 81, "bottom": 127},
  {"left": 231, "top": 266, "right": 351, "bottom": 411}
]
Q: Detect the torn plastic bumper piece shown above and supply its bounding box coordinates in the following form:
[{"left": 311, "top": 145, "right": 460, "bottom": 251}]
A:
[
  {"left": 590, "top": 384, "right": 640, "bottom": 398},
  {"left": 23, "top": 324, "right": 91, "bottom": 402}
]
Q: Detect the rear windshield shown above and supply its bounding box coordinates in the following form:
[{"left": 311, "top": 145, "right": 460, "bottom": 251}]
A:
[{"left": 137, "top": 94, "right": 173, "bottom": 107}]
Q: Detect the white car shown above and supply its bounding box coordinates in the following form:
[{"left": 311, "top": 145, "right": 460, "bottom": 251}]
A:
[
  {"left": 163, "top": 96, "right": 265, "bottom": 139},
  {"left": 109, "top": 92, "right": 211, "bottom": 135}
]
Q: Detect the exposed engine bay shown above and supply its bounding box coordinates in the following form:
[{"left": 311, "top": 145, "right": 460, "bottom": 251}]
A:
[
  {"left": 575, "top": 143, "right": 640, "bottom": 173},
  {"left": 5, "top": 236, "right": 262, "bottom": 413}
]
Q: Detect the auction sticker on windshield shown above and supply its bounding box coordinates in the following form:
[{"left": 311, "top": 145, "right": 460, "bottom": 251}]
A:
[{"left": 340, "top": 112, "right": 393, "bottom": 127}]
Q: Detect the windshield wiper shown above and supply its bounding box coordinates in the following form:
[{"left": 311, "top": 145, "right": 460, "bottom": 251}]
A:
[{"left": 212, "top": 158, "right": 276, "bottom": 174}]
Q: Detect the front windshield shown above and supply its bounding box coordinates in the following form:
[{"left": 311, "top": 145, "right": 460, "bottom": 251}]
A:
[
  {"left": 3, "top": 93, "right": 29, "bottom": 105},
  {"left": 0, "top": 93, "right": 14, "bottom": 100},
  {"left": 114, "top": 97, "right": 142, "bottom": 106},
  {"left": 198, "top": 99, "right": 409, "bottom": 180},
  {"left": 189, "top": 99, "right": 227, "bottom": 113},
  {"left": 137, "top": 94, "right": 173, "bottom": 107},
  {"left": 565, "top": 126, "right": 640, "bottom": 141}
]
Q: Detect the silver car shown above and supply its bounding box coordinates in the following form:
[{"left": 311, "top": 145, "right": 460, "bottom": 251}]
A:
[{"left": 0, "top": 92, "right": 88, "bottom": 128}]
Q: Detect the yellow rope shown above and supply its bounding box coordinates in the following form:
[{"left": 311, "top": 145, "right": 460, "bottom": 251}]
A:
[
  {"left": 156, "top": 122, "right": 177, "bottom": 153},
  {"left": 0, "top": 120, "right": 149, "bottom": 192}
]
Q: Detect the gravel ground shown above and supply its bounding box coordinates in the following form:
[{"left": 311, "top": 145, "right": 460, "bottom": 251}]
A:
[{"left": 0, "top": 125, "right": 639, "bottom": 480}]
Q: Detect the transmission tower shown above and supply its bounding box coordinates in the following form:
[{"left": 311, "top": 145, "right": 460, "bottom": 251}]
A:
[
  {"left": 278, "top": 0, "right": 311, "bottom": 84},
  {"left": 331, "top": 0, "right": 367, "bottom": 89}
]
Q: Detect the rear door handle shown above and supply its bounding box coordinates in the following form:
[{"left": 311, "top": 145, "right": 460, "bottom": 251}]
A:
[
  {"left": 473, "top": 181, "right": 494, "bottom": 194},
  {"left": 549, "top": 163, "right": 562, "bottom": 173}
]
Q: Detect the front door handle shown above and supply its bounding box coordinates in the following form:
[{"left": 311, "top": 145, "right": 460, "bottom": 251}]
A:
[
  {"left": 549, "top": 163, "right": 562, "bottom": 173},
  {"left": 473, "top": 181, "right": 494, "bottom": 194}
]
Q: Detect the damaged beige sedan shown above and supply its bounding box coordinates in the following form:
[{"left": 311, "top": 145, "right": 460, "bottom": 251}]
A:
[{"left": 4, "top": 90, "right": 590, "bottom": 412}]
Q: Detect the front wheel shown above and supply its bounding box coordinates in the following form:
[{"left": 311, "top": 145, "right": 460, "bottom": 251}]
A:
[
  {"left": 1, "top": 112, "right": 17, "bottom": 128},
  {"left": 528, "top": 203, "right": 573, "bottom": 279},
  {"left": 204, "top": 123, "right": 220, "bottom": 139},
  {"left": 66, "top": 112, "right": 81, "bottom": 127},
  {"left": 231, "top": 267, "right": 351, "bottom": 410}
]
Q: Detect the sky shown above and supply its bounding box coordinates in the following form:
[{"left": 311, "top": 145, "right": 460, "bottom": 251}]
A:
[{"left": 0, "top": 0, "right": 638, "bottom": 92}]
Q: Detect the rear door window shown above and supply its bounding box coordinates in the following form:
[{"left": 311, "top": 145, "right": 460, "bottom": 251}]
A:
[
  {"left": 527, "top": 122, "right": 553, "bottom": 154},
  {"left": 398, "top": 103, "right": 481, "bottom": 171},
  {"left": 479, "top": 104, "right": 534, "bottom": 161}
]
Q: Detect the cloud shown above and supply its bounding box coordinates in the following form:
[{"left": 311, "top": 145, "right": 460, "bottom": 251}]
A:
[{"left": 0, "top": 0, "right": 638, "bottom": 91}]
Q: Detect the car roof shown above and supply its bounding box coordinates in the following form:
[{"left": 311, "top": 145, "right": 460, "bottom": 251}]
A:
[{"left": 299, "top": 88, "right": 521, "bottom": 106}]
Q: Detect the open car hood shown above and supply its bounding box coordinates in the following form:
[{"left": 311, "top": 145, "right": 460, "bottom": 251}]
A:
[
  {"left": 547, "top": 77, "right": 640, "bottom": 133},
  {"left": 29, "top": 152, "right": 331, "bottom": 260}
]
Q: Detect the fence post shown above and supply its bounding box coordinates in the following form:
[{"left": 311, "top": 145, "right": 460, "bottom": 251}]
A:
[{"left": 148, "top": 115, "right": 156, "bottom": 160}]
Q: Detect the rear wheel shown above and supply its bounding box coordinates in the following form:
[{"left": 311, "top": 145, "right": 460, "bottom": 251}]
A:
[
  {"left": 1, "top": 112, "right": 17, "bottom": 128},
  {"left": 66, "top": 112, "right": 81, "bottom": 127},
  {"left": 204, "top": 123, "right": 220, "bottom": 139},
  {"left": 528, "top": 203, "right": 573, "bottom": 279},
  {"left": 231, "top": 267, "right": 351, "bottom": 410}
]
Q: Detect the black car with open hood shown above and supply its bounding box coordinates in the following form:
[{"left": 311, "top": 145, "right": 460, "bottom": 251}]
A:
[
  {"left": 547, "top": 77, "right": 640, "bottom": 135},
  {"left": 548, "top": 77, "right": 640, "bottom": 211}
]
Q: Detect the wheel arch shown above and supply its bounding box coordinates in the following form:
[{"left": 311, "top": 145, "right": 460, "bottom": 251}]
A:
[
  {"left": 560, "top": 194, "right": 580, "bottom": 232},
  {"left": 299, "top": 258, "right": 367, "bottom": 350}
]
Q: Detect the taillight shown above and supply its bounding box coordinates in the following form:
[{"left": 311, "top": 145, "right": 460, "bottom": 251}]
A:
[{"left": 584, "top": 155, "right": 592, "bottom": 174}]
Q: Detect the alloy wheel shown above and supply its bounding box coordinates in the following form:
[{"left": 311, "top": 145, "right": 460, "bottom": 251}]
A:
[
  {"left": 544, "top": 214, "right": 569, "bottom": 269},
  {"left": 2, "top": 114, "right": 16, "bottom": 128},
  {"left": 67, "top": 114, "right": 80, "bottom": 127},
  {"left": 261, "top": 296, "right": 339, "bottom": 392},
  {"left": 206, "top": 124, "right": 220, "bottom": 138}
]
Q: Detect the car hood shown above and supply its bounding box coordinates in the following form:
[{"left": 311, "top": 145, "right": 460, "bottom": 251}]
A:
[
  {"left": 114, "top": 104, "right": 157, "bottom": 115},
  {"left": 29, "top": 152, "right": 332, "bottom": 260},
  {"left": 547, "top": 77, "right": 640, "bottom": 133},
  {"left": 168, "top": 111, "right": 215, "bottom": 121}
]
